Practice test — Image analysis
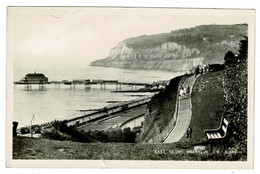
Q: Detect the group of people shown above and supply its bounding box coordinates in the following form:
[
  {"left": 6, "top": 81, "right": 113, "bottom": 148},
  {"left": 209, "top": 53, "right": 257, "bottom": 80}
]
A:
[
  {"left": 187, "top": 64, "right": 209, "bottom": 77},
  {"left": 179, "top": 85, "right": 190, "bottom": 97}
]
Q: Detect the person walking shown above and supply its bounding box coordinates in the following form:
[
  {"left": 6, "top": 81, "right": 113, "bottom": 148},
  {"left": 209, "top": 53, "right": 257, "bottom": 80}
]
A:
[
  {"left": 186, "top": 126, "right": 192, "bottom": 138},
  {"left": 179, "top": 87, "right": 184, "bottom": 97},
  {"left": 195, "top": 66, "right": 199, "bottom": 77},
  {"left": 186, "top": 86, "right": 190, "bottom": 94}
]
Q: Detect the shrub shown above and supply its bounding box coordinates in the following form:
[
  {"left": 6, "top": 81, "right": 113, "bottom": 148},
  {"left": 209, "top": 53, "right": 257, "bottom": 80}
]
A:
[
  {"left": 123, "top": 128, "right": 136, "bottom": 143},
  {"left": 41, "top": 120, "right": 139, "bottom": 143},
  {"left": 223, "top": 37, "right": 248, "bottom": 154}
]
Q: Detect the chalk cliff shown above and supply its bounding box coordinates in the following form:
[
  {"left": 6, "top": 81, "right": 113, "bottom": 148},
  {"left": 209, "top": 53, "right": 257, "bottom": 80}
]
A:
[{"left": 91, "top": 24, "right": 247, "bottom": 72}]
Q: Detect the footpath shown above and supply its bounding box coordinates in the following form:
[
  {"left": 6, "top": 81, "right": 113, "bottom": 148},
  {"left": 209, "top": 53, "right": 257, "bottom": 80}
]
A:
[{"left": 163, "top": 75, "right": 197, "bottom": 143}]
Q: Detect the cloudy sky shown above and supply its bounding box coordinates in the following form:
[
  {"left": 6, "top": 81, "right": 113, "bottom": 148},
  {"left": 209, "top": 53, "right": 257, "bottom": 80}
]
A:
[{"left": 8, "top": 7, "right": 251, "bottom": 72}]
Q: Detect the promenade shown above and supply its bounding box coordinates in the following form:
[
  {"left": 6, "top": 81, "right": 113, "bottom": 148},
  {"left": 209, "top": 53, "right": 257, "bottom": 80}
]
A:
[
  {"left": 163, "top": 75, "right": 197, "bottom": 143},
  {"left": 65, "top": 96, "right": 152, "bottom": 127},
  {"left": 78, "top": 104, "right": 147, "bottom": 131}
]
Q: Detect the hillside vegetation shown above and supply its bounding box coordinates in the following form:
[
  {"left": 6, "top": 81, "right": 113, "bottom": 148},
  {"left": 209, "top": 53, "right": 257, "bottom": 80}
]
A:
[
  {"left": 141, "top": 75, "right": 186, "bottom": 142},
  {"left": 223, "top": 38, "right": 248, "bottom": 155},
  {"left": 125, "top": 24, "right": 247, "bottom": 50},
  {"left": 187, "top": 38, "right": 248, "bottom": 160},
  {"left": 40, "top": 120, "right": 139, "bottom": 143}
]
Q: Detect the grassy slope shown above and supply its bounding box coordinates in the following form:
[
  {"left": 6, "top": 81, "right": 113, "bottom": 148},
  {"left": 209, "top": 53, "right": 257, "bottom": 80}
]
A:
[
  {"left": 189, "top": 70, "right": 225, "bottom": 141},
  {"left": 141, "top": 76, "right": 184, "bottom": 142},
  {"left": 13, "top": 137, "right": 244, "bottom": 160},
  {"left": 125, "top": 24, "right": 247, "bottom": 49}
]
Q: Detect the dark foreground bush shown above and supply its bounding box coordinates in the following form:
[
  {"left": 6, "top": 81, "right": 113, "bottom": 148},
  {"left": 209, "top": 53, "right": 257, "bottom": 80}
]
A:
[{"left": 41, "top": 120, "right": 139, "bottom": 143}]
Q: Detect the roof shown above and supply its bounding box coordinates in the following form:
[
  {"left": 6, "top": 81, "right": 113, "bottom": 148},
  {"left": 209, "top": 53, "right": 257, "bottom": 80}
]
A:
[{"left": 25, "top": 72, "right": 47, "bottom": 78}]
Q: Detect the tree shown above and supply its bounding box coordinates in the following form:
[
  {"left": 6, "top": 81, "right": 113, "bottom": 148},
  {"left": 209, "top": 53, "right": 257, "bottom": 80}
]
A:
[
  {"left": 224, "top": 51, "right": 235, "bottom": 65},
  {"left": 238, "top": 37, "right": 248, "bottom": 60},
  {"left": 123, "top": 127, "right": 136, "bottom": 143}
]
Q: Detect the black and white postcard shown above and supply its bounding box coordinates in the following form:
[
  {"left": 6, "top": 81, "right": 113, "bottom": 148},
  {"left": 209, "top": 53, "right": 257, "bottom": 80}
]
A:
[{"left": 6, "top": 7, "right": 255, "bottom": 169}]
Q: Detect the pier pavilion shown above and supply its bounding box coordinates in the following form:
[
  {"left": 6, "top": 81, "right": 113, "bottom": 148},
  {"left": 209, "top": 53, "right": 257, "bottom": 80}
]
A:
[{"left": 15, "top": 72, "right": 48, "bottom": 90}]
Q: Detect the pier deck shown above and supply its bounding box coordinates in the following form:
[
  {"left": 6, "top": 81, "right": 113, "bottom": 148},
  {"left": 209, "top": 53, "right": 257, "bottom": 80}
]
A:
[{"left": 14, "top": 79, "right": 169, "bottom": 90}]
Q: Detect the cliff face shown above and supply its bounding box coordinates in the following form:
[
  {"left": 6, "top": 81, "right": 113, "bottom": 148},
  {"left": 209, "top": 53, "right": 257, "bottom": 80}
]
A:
[
  {"left": 108, "top": 42, "right": 200, "bottom": 60},
  {"left": 91, "top": 24, "right": 247, "bottom": 72},
  {"left": 92, "top": 41, "right": 203, "bottom": 71}
]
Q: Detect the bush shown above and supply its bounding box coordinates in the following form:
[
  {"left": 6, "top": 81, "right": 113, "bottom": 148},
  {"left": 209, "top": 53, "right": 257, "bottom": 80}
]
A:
[
  {"left": 41, "top": 120, "right": 139, "bottom": 143},
  {"left": 223, "top": 37, "right": 248, "bottom": 154},
  {"left": 41, "top": 120, "right": 90, "bottom": 142},
  {"left": 41, "top": 130, "right": 68, "bottom": 141},
  {"left": 123, "top": 128, "right": 136, "bottom": 143}
]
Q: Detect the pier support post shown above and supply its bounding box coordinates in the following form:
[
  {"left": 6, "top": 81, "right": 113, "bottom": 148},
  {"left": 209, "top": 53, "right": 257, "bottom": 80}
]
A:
[
  {"left": 100, "top": 83, "right": 106, "bottom": 89},
  {"left": 25, "top": 84, "right": 32, "bottom": 90},
  {"left": 54, "top": 83, "right": 60, "bottom": 88},
  {"left": 39, "top": 84, "right": 44, "bottom": 90},
  {"left": 84, "top": 84, "right": 91, "bottom": 89},
  {"left": 116, "top": 83, "right": 121, "bottom": 90}
]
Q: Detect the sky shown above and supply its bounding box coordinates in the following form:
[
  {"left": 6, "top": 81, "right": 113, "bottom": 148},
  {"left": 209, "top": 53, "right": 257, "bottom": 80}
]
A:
[{"left": 7, "top": 7, "right": 252, "bottom": 72}]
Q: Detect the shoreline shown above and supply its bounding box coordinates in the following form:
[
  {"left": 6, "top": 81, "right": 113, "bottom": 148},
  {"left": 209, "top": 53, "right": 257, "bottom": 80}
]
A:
[
  {"left": 17, "top": 94, "right": 154, "bottom": 134},
  {"left": 89, "top": 64, "right": 187, "bottom": 74}
]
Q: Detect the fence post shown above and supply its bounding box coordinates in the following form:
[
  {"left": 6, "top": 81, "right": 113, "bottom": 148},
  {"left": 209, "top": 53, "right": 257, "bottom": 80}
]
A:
[{"left": 13, "top": 122, "right": 18, "bottom": 137}]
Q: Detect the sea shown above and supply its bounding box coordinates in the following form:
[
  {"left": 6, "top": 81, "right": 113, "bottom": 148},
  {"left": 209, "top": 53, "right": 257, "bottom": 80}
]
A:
[{"left": 13, "top": 65, "right": 183, "bottom": 128}]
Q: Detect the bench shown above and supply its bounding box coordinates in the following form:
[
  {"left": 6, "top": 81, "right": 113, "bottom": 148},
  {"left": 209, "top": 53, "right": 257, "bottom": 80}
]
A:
[{"left": 204, "top": 116, "right": 230, "bottom": 141}]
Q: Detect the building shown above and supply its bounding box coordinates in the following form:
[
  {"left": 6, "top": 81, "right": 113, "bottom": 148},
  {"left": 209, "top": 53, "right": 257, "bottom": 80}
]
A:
[{"left": 21, "top": 72, "right": 48, "bottom": 84}]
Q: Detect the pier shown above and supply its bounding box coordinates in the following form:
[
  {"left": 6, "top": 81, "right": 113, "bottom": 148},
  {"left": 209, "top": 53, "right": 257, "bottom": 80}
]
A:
[
  {"left": 14, "top": 78, "right": 169, "bottom": 90},
  {"left": 49, "top": 79, "right": 153, "bottom": 89}
]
